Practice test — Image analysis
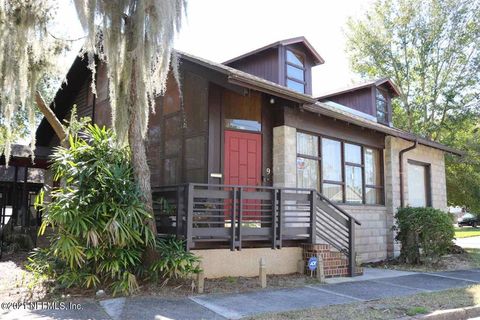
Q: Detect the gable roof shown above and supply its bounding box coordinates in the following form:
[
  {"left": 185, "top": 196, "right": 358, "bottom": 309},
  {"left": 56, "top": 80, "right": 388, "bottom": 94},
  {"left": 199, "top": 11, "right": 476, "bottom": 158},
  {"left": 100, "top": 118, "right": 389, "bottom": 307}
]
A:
[
  {"left": 35, "top": 49, "right": 461, "bottom": 157},
  {"left": 36, "top": 54, "right": 90, "bottom": 146},
  {"left": 181, "top": 51, "right": 461, "bottom": 156},
  {"left": 317, "top": 78, "right": 401, "bottom": 100},
  {"left": 223, "top": 36, "right": 325, "bottom": 66}
]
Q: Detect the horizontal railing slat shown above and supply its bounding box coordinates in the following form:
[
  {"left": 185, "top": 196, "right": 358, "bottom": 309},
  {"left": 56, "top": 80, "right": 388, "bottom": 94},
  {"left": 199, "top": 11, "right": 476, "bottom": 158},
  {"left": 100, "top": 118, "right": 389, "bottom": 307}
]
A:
[{"left": 153, "top": 183, "right": 358, "bottom": 276}]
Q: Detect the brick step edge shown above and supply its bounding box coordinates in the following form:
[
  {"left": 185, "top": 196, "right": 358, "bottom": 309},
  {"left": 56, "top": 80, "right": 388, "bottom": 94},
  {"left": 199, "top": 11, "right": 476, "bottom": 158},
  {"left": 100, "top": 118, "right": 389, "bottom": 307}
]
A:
[
  {"left": 301, "top": 244, "right": 332, "bottom": 251},
  {"left": 304, "top": 251, "right": 347, "bottom": 259}
]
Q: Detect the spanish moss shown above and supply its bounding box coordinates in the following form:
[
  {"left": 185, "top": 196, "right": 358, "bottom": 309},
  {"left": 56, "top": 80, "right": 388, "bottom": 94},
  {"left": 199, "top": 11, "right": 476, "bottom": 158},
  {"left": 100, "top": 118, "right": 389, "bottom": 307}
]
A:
[
  {"left": 0, "top": 0, "right": 60, "bottom": 163},
  {"left": 73, "top": 0, "right": 186, "bottom": 144}
]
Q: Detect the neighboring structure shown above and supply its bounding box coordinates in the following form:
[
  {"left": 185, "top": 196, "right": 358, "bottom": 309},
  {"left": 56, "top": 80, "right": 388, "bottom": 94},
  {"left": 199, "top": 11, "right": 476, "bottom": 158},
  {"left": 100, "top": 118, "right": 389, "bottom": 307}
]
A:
[
  {"left": 0, "top": 145, "right": 50, "bottom": 258},
  {"left": 32, "top": 36, "right": 460, "bottom": 277}
]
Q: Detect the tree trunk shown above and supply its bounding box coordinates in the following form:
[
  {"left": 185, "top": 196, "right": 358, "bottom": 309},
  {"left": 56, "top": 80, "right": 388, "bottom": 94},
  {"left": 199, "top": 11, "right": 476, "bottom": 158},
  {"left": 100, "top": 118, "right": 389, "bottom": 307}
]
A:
[
  {"left": 128, "top": 109, "right": 156, "bottom": 233},
  {"left": 128, "top": 60, "right": 159, "bottom": 266}
]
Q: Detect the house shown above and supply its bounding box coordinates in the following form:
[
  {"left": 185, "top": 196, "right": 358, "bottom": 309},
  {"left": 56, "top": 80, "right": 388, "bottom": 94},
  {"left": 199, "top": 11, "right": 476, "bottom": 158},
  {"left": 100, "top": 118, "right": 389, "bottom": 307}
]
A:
[{"left": 4, "top": 36, "right": 460, "bottom": 277}]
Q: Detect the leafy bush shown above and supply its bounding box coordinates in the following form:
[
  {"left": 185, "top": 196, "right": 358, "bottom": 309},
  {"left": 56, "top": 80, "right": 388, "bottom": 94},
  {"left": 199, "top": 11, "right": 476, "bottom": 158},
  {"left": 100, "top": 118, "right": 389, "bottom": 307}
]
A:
[
  {"left": 149, "top": 237, "right": 201, "bottom": 281},
  {"left": 394, "top": 207, "right": 454, "bottom": 264},
  {"left": 34, "top": 124, "right": 155, "bottom": 295}
]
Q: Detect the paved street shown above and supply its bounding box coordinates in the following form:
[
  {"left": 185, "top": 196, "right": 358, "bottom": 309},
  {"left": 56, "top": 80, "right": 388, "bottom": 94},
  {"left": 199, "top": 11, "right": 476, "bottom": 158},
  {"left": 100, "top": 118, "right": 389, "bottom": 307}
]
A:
[{"left": 2, "top": 268, "right": 480, "bottom": 320}]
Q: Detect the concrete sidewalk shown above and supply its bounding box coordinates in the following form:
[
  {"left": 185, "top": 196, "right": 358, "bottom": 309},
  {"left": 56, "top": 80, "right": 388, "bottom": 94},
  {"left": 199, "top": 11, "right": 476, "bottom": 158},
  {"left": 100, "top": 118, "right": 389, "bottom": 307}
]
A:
[
  {"left": 456, "top": 236, "right": 480, "bottom": 249},
  {"left": 3, "top": 268, "right": 480, "bottom": 320}
]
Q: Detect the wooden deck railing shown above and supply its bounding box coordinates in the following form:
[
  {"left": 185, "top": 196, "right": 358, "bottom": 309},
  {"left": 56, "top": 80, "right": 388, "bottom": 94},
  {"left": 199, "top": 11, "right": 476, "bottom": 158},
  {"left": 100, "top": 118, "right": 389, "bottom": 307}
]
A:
[{"left": 152, "top": 183, "right": 361, "bottom": 276}]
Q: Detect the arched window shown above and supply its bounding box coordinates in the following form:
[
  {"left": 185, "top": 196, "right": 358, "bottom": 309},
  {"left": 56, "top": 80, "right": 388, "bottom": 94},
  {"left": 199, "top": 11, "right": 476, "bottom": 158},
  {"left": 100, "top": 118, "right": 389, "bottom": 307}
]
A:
[{"left": 286, "top": 49, "right": 306, "bottom": 93}]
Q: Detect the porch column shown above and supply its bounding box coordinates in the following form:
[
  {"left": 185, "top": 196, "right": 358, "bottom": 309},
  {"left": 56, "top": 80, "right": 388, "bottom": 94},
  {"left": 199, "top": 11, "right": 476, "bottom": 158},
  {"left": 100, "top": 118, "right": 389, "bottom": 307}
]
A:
[
  {"left": 273, "top": 125, "right": 297, "bottom": 188},
  {"left": 384, "top": 136, "right": 401, "bottom": 258}
]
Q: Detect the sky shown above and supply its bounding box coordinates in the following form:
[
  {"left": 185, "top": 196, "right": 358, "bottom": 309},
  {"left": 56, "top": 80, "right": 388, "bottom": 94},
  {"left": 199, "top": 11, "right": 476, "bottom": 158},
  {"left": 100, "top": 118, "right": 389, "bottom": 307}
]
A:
[{"left": 56, "top": 0, "right": 375, "bottom": 96}]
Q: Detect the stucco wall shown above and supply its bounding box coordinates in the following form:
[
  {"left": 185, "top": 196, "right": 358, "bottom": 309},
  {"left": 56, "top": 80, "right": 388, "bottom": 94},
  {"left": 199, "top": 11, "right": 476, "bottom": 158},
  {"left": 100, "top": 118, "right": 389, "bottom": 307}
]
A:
[{"left": 192, "top": 247, "right": 302, "bottom": 278}]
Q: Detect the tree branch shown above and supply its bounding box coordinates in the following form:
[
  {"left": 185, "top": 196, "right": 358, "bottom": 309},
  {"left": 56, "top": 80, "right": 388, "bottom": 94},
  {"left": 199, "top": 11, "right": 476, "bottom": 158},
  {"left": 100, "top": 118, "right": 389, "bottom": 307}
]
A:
[{"left": 35, "top": 90, "right": 67, "bottom": 142}]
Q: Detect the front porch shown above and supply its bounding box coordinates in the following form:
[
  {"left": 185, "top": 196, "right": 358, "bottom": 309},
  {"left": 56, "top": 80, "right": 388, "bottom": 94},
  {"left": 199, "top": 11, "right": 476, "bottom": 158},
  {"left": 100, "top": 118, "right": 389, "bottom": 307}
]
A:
[{"left": 152, "top": 183, "right": 361, "bottom": 277}]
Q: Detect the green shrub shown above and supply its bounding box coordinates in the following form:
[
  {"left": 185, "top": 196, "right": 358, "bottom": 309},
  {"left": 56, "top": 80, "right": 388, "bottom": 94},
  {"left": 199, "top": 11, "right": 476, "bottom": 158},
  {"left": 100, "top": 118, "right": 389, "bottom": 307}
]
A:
[
  {"left": 33, "top": 124, "right": 155, "bottom": 295},
  {"left": 149, "top": 237, "right": 201, "bottom": 281},
  {"left": 394, "top": 207, "right": 454, "bottom": 264}
]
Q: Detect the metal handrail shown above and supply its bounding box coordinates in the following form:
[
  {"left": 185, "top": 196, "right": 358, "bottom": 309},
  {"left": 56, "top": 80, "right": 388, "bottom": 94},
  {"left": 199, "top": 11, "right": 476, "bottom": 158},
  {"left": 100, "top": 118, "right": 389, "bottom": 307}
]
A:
[
  {"left": 155, "top": 183, "right": 314, "bottom": 192},
  {"left": 153, "top": 183, "right": 360, "bottom": 276},
  {"left": 315, "top": 191, "right": 361, "bottom": 226},
  {"left": 153, "top": 184, "right": 361, "bottom": 226}
]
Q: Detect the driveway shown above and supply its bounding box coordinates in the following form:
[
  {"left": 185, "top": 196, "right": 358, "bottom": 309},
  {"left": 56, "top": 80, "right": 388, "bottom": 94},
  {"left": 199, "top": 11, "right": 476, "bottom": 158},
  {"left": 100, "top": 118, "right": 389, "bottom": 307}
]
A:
[{"left": 456, "top": 236, "right": 480, "bottom": 249}]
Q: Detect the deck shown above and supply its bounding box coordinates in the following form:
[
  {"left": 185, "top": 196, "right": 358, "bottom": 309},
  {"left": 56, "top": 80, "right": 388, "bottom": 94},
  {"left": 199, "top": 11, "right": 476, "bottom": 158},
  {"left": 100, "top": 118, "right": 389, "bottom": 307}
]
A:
[{"left": 152, "top": 183, "right": 361, "bottom": 276}]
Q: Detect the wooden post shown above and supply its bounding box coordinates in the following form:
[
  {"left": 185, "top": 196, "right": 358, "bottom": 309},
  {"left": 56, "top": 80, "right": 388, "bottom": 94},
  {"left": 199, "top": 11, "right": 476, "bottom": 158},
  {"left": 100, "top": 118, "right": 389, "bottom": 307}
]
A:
[
  {"left": 176, "top": 186, "right": 182, "bottom": 238},
  {"left": 196, "top": 262, "right": 205, "bottom": 294},
  {"left": 310, "top": 190, "right": 317, "bottom": 244},
  {"left": 21, "top": 167, "right": 28, "bottom": 227},
  {"left": 278, "top": 190, "right": 283, "bottom": 249},
  {"left": 238, "top": 187, "right": 242, "bottom": 250},
  {"left": 316, "top": 254, "right": 325, "bottom": 282},
  {"left": 272, "top": 189, "right": 278, "bottom": 249},
  {"left": 11, "top": 166, "right": 18, "bottom": 228},
  {"left": 259, "top": 257, "right": 267, "bottom": 288},
  {"left": 231, "top": 187, "right": 237, "bottom": 251},
  {"left": 186, "top": 184, "right": 194, "bottom": 250}
]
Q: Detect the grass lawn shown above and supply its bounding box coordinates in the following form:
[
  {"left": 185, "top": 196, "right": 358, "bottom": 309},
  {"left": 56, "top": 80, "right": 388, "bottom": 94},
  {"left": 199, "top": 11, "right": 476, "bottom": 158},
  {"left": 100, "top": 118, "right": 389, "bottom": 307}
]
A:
[
  {"left": 249, "top": 285, "right": 480, "bottom": 320},
  {"left": 466, "top": 248, "right": 480, "bottom": 267},
  {"left": 364, "top": 248, "right": 480, "bottom": 272},
  {"left": 455, "top": 226, "right": 480, "bottom": 238}
]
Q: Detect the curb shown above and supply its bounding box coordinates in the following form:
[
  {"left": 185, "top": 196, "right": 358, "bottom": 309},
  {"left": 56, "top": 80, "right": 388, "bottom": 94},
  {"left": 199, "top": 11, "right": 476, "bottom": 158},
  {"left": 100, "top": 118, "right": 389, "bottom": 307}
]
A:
[{"left": 404, "top": 305, "right": 480, "bottom": 320}]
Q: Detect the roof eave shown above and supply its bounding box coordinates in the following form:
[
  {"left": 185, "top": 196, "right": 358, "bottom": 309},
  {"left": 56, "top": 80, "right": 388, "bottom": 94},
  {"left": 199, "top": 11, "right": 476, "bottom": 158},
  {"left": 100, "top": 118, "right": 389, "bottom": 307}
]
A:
[
  {"left": 316, "top": 78, "right": 401, "bottom": 100},
  {"left": 223, "top": 36, "right": 324, "bottom": 66},
  {"left": 301, "top": 103, "right": 463, "bottom": 156}
]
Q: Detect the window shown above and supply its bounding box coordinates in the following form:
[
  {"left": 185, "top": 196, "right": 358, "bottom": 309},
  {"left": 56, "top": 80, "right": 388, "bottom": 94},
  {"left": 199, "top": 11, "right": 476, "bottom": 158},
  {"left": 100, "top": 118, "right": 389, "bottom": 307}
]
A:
[
  {"left": 364, "top": 148, "right": 383, "bottom": 205},
  {"left": 296, "top": 132, "right": 384, "bottom": 205},
  {"left": 376, "top": 89, "right": 388, "bottom": 124},
  {"left": 407, "top": 161, "right": 431, "bottom": 207},
  {"left": 286, "top": 49, "right": 306, "bottom": 93},
  {"left": 296, "top": 133, "right": 319, "bottom": 190},
  {"left": 344, "top": 143, "right": 363, "bottom": 204},
  {"left": 322, "top": 138, "right": 343, "bottom": 201}
]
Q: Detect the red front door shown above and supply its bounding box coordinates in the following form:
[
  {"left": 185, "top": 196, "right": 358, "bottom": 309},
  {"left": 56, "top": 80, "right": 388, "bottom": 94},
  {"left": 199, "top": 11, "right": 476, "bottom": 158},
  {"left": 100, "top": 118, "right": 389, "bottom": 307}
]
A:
[{"left": 224, "top": 130, "right": 262, "bottom": 187}]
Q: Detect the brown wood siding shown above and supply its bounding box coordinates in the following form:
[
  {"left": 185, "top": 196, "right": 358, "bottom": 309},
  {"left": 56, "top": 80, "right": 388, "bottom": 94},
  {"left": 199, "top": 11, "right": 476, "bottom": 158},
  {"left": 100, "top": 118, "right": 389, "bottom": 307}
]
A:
[
  {"left": 148, "top": 74, "right": 183, "bottom": 187},
  {"left": 74, "top": 78, "right": 91, "bottom": 119},
  {"left": 147, "top": 94, "right": 164, "bottom": 187},
  {"left": 227, "top": 44, "right": 317, "bottom": 95},
  {"left": 68, "top": 61, "right": 112, "bottom": 123},
  {"left": 261, "top": 96, "right": 274, "bottom": 186},
  {"left": 183, "top": 71, "right": 209, "bottom": 183},
  {"left": 227, "top": 48, "right": 279, "bottom": 84},
  {"left": 207, "top": 84, "right": 222, "bottom": 184},
  {"left": 207, "top": 85, "right": 274, "bottom": 186},
  {"left": 147, "top": 70, "right": 210, "bottom": 186},
  {"left": 283, "top": 107, "right": 385, "bottom": 149},
  {"left": 326, "top": 88, "right": 374, "bottom": 117}
]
